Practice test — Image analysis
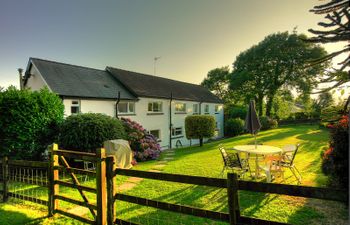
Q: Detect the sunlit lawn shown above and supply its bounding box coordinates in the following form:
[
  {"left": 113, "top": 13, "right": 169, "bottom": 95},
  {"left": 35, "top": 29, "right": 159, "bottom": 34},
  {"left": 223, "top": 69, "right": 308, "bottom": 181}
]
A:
[{"left": 0, "top": 124, "right": 348, "bottom": 224}]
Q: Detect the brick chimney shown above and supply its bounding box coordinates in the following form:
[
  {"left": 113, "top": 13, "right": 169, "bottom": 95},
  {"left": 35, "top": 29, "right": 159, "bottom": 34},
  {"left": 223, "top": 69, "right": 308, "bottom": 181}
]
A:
[{"left": 18, "top": 68, "right": 24, "bottom": 90}]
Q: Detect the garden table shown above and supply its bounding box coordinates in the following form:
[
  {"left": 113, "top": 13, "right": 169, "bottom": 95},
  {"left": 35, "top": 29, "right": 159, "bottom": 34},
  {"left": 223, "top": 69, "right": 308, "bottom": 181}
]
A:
[{"left": 230, "top": 145, "right": 283, "bottom": 179}]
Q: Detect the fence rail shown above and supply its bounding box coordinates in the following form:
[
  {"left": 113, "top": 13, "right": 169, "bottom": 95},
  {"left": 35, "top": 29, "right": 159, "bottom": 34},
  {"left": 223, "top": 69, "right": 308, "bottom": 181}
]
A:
[{"left": 1, "top": 145, "right": 348, "bottom": 225}]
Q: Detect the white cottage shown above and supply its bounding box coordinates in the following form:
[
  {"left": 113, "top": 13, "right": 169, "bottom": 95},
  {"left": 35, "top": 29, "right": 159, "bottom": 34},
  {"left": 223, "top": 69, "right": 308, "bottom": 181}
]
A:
[{"left": 22, "top": 58, "right": 224, "bottom": 149}]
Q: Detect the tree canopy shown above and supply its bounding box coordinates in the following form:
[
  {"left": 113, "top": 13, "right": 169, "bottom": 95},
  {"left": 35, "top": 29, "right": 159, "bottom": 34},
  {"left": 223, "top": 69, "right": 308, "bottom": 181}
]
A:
[
  {"left": 307, "top": 0, "right": 349, "bottom": 110},
  {"left": 201, "top": 66, "right": 234, "bottom": 103},
  {"left": 230, "top": 31, "right": 329, "bottom": 116}
]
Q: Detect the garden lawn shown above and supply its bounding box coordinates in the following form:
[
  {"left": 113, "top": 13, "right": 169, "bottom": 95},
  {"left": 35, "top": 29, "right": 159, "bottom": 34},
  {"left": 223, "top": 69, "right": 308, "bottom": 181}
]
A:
[
  {"left": 0, "top": 125, "right": 348, "bottom": 224},
  {"left": 116, "top": 124, "right": 348, "bottom": 225}
]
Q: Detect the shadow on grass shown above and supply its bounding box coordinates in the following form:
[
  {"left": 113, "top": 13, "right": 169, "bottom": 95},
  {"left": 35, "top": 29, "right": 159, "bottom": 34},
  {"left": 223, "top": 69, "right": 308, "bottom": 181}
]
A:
[
  {"left": 287, "top": 198, "right": 348, "bottom": 225},
  {"left": 0, "top": 203, "right": 49, "bottom": 225}
]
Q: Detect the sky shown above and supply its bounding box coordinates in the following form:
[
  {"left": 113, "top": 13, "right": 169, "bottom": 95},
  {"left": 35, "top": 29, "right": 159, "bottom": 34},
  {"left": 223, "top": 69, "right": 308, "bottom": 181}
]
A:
[{"left": 0, "top": 0, "right": 347, "bottom": 98}]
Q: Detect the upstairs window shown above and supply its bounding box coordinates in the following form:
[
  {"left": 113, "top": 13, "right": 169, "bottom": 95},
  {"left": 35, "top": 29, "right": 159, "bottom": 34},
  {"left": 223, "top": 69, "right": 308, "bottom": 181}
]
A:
[
  {"left": 215, "top": 105, "right": 222, "bottom": 113},
  {"left": 171, "top": 127, "right": 183, "bottom": 137},
  {"left": 71, "top": 100, "right": 80, "bottom": 114},
  {"left": 175, "top": 103, "right": 186, "bottom": 113},
  {"left": 118, "top": 102, "right": 135, "bottom": 114},
  {"left": 193, "top": 104, "right": 199, "bottom": 114},
  {"left": 204, "top": 104, "right": 209, "bottom": 114},
  {"left": 148, "top": 102, "right": 162, "bottom": 112}
]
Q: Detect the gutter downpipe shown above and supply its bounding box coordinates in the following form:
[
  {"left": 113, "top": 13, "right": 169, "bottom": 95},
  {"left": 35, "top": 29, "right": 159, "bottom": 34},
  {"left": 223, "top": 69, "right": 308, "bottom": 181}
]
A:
[
  {"left": 169, "top": 92, "right": 173, "bottom": 149},
  {"left": 115, "top": 91, "right": 121, "bottom": 119}
]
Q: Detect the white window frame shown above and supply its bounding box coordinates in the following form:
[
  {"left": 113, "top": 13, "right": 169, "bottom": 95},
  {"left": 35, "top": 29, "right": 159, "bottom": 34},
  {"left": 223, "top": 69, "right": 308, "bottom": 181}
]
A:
[
  {"left": 175, "top": 102, "right": 186, "bottom": 113},
  {"left": 148, "top": 129, "right": 161, "bottom": 142},
  {"left": 171, "top": 127, "right": 183, "bottom": 137},
  {"left": 71, "top": 100, "right": 80, "bottom": 114},
  {"left": 204, "top": 104, "right": 210, "bottom": 114},
  {"left": 118, "top": 102, "right": 135, "bottom": 114},
  {"left": 148, "top": 101, "right": 163, "bottom": 113},
  {"left": 215, "top": 105, "right": 222, "bottom": 113},
  {"left": 193, "top": 104, "right": 199, "bottom": 114}
]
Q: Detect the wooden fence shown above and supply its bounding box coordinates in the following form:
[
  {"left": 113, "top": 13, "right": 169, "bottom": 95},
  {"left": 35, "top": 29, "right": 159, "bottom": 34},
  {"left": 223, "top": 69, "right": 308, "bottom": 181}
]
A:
[
  {"left": 1, "top": 157, "right": 49, "bottom": 205},
  {"left": 1, "top": 146, "right": 348, "bottom": 225},
  {"left": 106, "top": 156, "right": 347, "bottom": 225}
]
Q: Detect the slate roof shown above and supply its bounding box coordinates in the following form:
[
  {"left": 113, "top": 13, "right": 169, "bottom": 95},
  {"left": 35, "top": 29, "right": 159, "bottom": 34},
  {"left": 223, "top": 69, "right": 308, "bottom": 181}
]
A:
[
  {"left": 25, "top": 58, "right": 222, "bottom": 103},
  {"left": 27, "top": 58, "right": 136, "bottom": 100},
  {"left": 106, "top": 67, "right": 223, "bottom": 103}
]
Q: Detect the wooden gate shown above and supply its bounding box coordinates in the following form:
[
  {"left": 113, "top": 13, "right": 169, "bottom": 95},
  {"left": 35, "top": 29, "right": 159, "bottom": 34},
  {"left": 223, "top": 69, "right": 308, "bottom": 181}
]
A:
[{"left": 49, "top": 144, "right": 107, "bottom": 225}]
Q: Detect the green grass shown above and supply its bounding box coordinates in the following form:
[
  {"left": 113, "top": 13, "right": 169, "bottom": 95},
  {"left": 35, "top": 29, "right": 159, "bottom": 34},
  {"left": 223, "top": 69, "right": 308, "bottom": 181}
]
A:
[{"left": 0, "top": 125, "right": 348, "bottom": 224}]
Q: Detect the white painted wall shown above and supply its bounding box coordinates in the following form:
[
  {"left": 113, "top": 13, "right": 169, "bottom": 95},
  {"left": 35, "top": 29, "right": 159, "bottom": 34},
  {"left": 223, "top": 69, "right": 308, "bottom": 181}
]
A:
[
  {"left": 51, "top": 96, "right": 224, "bottom": 150},
  {"left": 24, "top": 63, "right": 50, "bottom": 91},
  {"left": 63, "top": 98, "right": 116, "bottom": 117},
  {"left": 24, "top": 63, "right": 224, "bottom": 150},
  {"left": 120, "top": 97, "right": 224, "bottom": 149}
]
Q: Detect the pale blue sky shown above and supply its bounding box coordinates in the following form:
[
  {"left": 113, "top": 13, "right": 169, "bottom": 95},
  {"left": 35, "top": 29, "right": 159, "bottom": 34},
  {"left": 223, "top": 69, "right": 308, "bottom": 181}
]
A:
[{"left": 0, "top": 0, "right": 345, "bottom": 91}]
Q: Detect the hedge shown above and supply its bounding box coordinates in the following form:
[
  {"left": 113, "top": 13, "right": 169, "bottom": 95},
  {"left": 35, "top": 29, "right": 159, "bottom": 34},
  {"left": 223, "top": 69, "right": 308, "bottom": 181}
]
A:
[
  {"left": 0, "top": 87, "right": 64, "bottom": 160},
  {"left": 185, "top": 115, "right": 215, "bottom": 146},
  {"left": 58, "top": 113, "right": 126, "bottom": 152}
]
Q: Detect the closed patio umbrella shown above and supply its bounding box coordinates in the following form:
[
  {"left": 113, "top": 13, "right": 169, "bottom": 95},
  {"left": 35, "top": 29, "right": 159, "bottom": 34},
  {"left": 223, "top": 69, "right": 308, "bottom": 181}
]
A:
[{"left": 244, "top": 100, "right": 261, "bottom": 148}]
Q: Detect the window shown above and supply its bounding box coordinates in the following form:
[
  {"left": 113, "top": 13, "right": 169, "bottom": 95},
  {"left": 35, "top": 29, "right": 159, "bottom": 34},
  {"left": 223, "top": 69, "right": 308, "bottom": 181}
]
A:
[
  {"left": 215, "top": 105, "right": 222, "bottom": 113},
  {"left": 175, "top": 103, "right": 186, "bottom": 113},
  {"left": 118, "top": 102, "right": 135, "bottom": 114},
  {"left": 171, "top": 127, "right": 183, "bottom": 137},
  {"left": 193, "top": 104, "right": 199, "bottom": 114},
  {"left": 148, "top": 129, "right": 161, "bottom": 141},
  {"left": 148, "top": 102, "right": 162, "bottom": 112},
  {"left": 71, "top": 100, "right": 80, "bottom": 114},
  {"left": 204, "top": 104, "right": 209, "bottom": 114}
]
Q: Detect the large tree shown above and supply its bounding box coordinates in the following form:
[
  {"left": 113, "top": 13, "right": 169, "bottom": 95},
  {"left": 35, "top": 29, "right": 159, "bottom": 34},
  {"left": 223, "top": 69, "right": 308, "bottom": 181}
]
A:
[
  {"left": 201, "top": 66, "right": 233, "bottom": 103},
  {"left": 230, "top": 31, "right": 329, "bottom": 116}
]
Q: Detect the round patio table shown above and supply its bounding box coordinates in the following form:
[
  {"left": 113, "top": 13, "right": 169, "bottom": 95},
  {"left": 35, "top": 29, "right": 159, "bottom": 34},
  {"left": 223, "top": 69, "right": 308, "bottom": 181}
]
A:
[{"left": 232, "top": 145, "right": 282, "bottom": 179}]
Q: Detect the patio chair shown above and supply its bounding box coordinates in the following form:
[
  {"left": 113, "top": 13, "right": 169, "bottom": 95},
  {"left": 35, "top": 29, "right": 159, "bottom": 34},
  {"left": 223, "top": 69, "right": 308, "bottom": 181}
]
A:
[
  {"left": 259, "top": 154, "right": 284, "bottom": 182},
  {"left": 219, "top": 145, "right": 250, "bottom": 178},
  {"left": 278, "top": 144, "right": 302, "bottom": 183},
  {"left": 83, "top": 161, "right": 96, "bottom": 182}
]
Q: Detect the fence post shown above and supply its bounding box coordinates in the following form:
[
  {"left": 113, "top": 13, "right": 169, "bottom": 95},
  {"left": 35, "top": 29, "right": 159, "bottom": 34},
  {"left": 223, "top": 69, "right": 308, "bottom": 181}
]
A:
[
  {"left": 106, "top": 156, "right": 116, "bottom": 225},
  {"left": 2, "top": 156, "right": 8, "bottom": 202},
  {"left": 48, "top": 143, "right": 59, "bottom": 216},
  {"left": 227, "top": 173, "right": 240, "bottom": 225},
  {"left": 96, "top": 148, "right": 107, "bottom": 225}
]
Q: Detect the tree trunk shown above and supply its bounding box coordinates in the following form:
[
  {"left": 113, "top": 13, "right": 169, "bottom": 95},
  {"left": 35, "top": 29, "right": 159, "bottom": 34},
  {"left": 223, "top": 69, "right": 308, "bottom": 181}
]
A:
[
  {"left": 257, "top": 95, "right": 264, "bottom": 116},
  {"left": 265, "top": 94, "right": 275, "bottom": 117},
  {"left": 199, "top": 138, "right": 203, "bottom": 147}
]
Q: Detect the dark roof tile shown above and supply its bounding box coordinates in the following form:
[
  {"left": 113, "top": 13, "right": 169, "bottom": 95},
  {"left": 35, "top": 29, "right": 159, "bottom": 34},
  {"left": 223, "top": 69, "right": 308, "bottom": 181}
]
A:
[
  {"left": 106, "top": 67, "right": 222, "bottom": 103},
  {"left": 29, "top": 58, "right": 136, "bottom": 100}
]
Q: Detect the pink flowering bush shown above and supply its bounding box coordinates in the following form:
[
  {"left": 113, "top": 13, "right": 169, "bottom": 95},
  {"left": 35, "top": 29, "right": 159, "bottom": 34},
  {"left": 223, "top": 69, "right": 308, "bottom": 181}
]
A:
[{"left": 121, "top": 117, "right": 161, "bottom": 161}]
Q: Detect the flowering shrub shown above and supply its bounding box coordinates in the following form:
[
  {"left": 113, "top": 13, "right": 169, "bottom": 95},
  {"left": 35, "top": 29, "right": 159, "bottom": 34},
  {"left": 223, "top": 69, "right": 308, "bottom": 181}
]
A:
[
  {"left": 121, "top": 118, "right": 161, "bottom": 161},
  {"left": 322, "top": 114, "right": 349, "bottom": 190}
]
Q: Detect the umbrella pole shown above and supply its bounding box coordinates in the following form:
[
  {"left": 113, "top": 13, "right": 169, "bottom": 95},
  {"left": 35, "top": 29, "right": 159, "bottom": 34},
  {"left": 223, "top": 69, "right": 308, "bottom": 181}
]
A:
[{"left": 254, "top": 134, "right": 257, "bottom": 149}]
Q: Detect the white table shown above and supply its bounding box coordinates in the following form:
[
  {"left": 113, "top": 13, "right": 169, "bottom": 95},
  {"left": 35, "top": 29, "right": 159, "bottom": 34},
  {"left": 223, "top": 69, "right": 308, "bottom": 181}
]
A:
[{"left": 230, "top": 145, "right": 283, "bottom": 179}]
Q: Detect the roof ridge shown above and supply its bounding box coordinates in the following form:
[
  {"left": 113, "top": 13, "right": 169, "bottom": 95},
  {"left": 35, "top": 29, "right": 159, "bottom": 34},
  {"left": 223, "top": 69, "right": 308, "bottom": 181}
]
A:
[
  {"left": 30, "top": 57, "right": 105, "bottom": 72},
  {"left": 106, "top": 66, "right": 202, "bottom": 87}
]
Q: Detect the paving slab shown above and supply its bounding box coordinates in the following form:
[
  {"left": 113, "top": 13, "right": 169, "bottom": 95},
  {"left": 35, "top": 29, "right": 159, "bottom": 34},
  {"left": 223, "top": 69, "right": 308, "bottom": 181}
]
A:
[
  {"left": 149, "top": 169, "right": 161, "bottom": 173},
  {"left": 67, "top": 206, "right": 89, "bottom": 217},
  {"left": 127, "top": 177, "right": 144, "bottom": 183},
  {"left": 163, "top": 157, "right": 174, "bottom": 160},
  {"left": 153, "top": 164, "right": 166, "bottom": 169},
  {"left": 118, "top": 182, "right": 137, "bottom": 191}
]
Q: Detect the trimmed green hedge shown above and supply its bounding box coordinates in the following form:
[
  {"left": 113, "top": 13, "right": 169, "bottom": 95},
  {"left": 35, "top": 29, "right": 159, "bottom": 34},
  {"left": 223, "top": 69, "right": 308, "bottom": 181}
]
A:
[
  {"left": 0, "top": 87, "right": 64, "bottom": 160},
  {"left": 58, "top": 113, "right": 126, "bottom": 152},
  {"left": 185, "top": 115, "right": 215, "bottom": 146},
  {"left": 225, "top": 118, "right": 245, "bottom": 137}
]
